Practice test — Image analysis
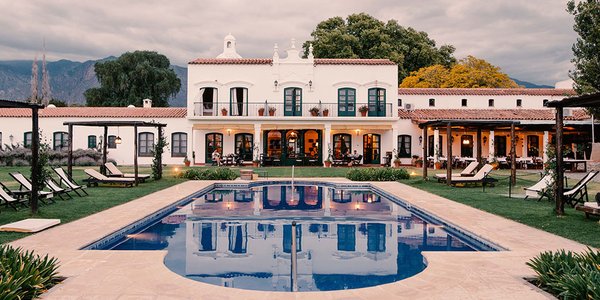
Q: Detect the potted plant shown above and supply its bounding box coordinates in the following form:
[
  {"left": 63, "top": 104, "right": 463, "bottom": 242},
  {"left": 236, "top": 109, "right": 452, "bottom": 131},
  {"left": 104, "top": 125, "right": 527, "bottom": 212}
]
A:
[
  {"left": 221, "top": 108, "right": 228, "bottom": 116},
  {"left": 324, "top": 157, "right": 332, "bottom": 168},
  {"left": 489, "top": 157, "right": 499, "bottom": 170},
  {"left": 183, "top": 156, "right": 191, "bottom": 167},
  {"left": 415, "top": 157, "right": 423, "bottom": 168},
  {"left": 322, "top": 108, "right": 329, "bottom": 116},
  {"left": 268, "top": 106, "right": 277, "bottom": 116},
  {"left": 252, "top": 157, "right": 260, "bottom": 167},
  {"left": 359, "top": 105, "right": 369, "bottom": 116},
  {"left": 411, "top": 155, "right": 419, "bottom": 166},
  {"left": 309, "top": 106, "right": 320, "bottom": 116},
  {"left": 258, "top": 107, "right": 265, "bottom": 116},
  {"left": 434, "top": 161, "right": 442, "bottom": 170}
]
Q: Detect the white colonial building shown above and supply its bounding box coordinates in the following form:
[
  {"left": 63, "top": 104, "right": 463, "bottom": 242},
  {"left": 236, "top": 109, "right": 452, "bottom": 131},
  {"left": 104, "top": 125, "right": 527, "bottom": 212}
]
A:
[{"left": 0, "top": 35, "right": 594, "bottom": 167}]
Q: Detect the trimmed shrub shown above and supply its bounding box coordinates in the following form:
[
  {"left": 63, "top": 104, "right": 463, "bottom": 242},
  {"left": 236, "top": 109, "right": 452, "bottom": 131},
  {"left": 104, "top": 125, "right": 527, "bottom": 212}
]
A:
[
  {"left": 346, "top": 167, "right": 410, "bottom": 181},
  {"left": 527, "top": 248, "right": 600, "bottom": 299},
  {"left": 176, "top": 168, "right": 238, "bottom": 180},
  {"left": 0, "top": 147, "right": 103, "bottom": 166},
  {"left": 0, "top": 244, "right": 60, "bottom": 299}
]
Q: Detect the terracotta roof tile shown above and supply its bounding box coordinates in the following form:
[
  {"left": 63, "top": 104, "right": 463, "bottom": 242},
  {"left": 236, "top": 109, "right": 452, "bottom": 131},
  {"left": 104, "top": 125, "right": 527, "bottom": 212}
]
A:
[
  {"left": 397, "top": 88, "right": 576, "bottom": 96},
  {"left": 0, "top": 107, "right": 187, "bottom": 118},
  {"left": 188, "top": 58, "right": 395, "bottom": 65},
  {"left": 398, "top": 108, "right": 590, "bottom": 122}
]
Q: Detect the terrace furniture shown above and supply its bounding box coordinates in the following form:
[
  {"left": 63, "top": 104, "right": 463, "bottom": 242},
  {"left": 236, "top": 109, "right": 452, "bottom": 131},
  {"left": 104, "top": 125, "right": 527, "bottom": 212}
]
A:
[
  {"left": 524, "top": 173, "right": 554, "bottom": 201},
  {"left": 564, "top": 170, "right": 599, "bottom": 207},
  {"left": 447, "top": 164, "right": 495, "bottom": 187},
  {"left": 45, "top": 178, "right": 73, "bottom": 200},
  {"left": 352, "top": 155, "right": 363, "bottom": 166},
  {"left": 434, "top": 161, "right": 479, "bottom": 182},
  {"left": 83, "top": 169, "right": 135, "bottom": 187},
  {"left": 0, "top": 182, "right": 28, "bottom": 211},
  {"left": 53, "top": 167, "right": 89, "bottom": 197},
  {"left": 9, "top": 172, "right": 55, "bottom": 204},
  {"left": 104, "top": 162, "right": 151, "bottom": 182},
  {"left": 563, "top": 159, "right": 588, "bottom": 173},
  {"left": 575, "top": 201, "right": 600, "bottom": 219}
]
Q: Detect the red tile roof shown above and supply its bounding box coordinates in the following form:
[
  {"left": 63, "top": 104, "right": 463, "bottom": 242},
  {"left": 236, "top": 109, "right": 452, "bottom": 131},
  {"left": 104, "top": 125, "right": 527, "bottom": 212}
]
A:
[
  {"left": 397, "top": 88, "right": 576, "bottom": 96},
  {"left": 188, "top": 58, "right": 395, "bottom": 65},
  {"left": 398, "top": 108, "right": 590, "bottom": 122},
  {"left": 0, "top": 107, "right": 187, "bottom": 118}
]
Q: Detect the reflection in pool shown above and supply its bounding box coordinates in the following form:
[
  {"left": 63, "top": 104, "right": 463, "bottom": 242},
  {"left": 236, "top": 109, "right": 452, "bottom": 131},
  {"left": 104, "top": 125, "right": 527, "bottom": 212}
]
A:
[{"left": 107, "top": 184, "right": 486, "bottom": 292}]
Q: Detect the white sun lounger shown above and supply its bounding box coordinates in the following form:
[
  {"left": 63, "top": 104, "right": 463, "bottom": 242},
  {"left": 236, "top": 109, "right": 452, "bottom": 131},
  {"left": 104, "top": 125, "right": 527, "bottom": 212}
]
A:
[
  {"left": 9, "top": 172, "right": 55, "bottom": 204},
  {"left": 53, "top": 167, "right": 88, "bottom": 196},
  {"left": 104, "top": 162, "right": 151, "bottom": 182},
  {"left": 434, "top": 161, "right": 479, "bottom": 181},
  {"left": 0, "top": 183, "right": 28, "bottom": 211},
  {"left": 524, "top": 174, "right": 554, "bottom": 201},
  {"left": 84, "top": 169, "right": 135, "bottom": 187},
  {"left": 448, "top": 164, "right": 495, "bottom": 186}
]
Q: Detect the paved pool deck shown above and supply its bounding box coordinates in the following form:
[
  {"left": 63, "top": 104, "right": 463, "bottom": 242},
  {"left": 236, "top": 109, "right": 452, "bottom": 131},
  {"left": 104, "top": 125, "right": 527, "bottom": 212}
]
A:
[{"left": 11, "top": 178, "right": 588, "bottom": 299}]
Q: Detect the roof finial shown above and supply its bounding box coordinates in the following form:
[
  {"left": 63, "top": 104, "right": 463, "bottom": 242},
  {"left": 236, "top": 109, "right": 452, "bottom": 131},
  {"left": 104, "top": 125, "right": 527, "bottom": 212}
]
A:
[
  {"left": 273, "top": 43, "right": 279, "bottom": 61},
  {"left": 291, "top": 38, "right": 296, "bottom": 49},
  {"left": 308, "top": 43, "right": 314, "bottom": 60}
]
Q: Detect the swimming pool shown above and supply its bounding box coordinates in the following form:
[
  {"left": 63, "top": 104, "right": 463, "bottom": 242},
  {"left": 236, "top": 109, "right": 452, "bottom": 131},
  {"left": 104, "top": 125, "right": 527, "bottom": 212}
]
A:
[{"left": 85, "top": 181, "right": 501, "bottom": 292}]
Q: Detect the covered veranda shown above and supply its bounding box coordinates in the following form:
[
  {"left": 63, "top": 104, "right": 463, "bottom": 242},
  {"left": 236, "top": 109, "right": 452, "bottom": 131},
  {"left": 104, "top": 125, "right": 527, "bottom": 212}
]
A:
[
  {"left": 0, "top": 99, "right": 44, "bottom": 213},
  {"left": 548, "top": 93, "right": 600, "bottom": 215},
  {"left": 63, "top": 121, "right": 167, "bottom": 186}
]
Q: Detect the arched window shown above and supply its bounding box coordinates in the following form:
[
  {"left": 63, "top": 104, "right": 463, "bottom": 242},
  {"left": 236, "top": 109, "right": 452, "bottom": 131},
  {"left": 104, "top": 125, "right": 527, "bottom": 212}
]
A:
[
  {"left": 234, "top": 133, "right": 253, "bottom": 161},
  {"left": 368, "top": 88, "right": 386, "bottom": 117},
  {"left": 333, "top": 134, "right": 352, "bottom": 159},
  {"left": 230, "top": 87, "right": 248, "bottom": 116},
  {"left": 171, "top": 132, "right": 188, "bottom": 157},
  {"left": 138, "top": 132, "right": 155, "bottom": 157},
  {"left": 266, "top": 131, "right": 282, "bottom": 158},
  {"left": 363, "top": 134, "right": 381, "bottom": 164},
  {"left": 527, "top": 135, "right": 540, "bottom": 157},
  {"left": 23, "top": 132, "right": 32, "bottom": 148},
  {"left": 87, "top": 135, "right": 97, "bottom": 149},
  {"left": 460, "top": 135, "right": 474, "bottom": 157},
  {"left": 205, "top": 133, "right": 223, "bottom": 163},
  {"left": 338, "top": 88, "right": 356, "bottom": 116},
  {"left": 397, "top": 135, "right": 411, "bottom": 158},
  {"left": 53, "top": 131, "right": 69, "bottom": 151}
]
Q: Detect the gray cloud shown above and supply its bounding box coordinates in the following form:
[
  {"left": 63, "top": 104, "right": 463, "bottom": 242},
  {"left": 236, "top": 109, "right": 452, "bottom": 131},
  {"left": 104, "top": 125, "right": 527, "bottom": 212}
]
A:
[{"left": 0, "top": 0, "right": 577, "bottom": 85}]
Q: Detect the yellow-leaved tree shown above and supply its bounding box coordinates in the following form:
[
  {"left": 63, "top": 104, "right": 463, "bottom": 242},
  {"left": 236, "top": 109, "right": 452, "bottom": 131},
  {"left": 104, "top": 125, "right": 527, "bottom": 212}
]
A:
[{"left": 400, "top": 56, "right": 520, "bottom": 88}]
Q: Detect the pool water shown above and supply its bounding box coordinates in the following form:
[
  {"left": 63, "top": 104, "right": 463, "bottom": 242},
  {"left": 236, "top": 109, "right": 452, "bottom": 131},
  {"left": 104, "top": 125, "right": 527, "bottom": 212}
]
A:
[{"left": 101, "top": 183, "right": 492, "bottom": 292}]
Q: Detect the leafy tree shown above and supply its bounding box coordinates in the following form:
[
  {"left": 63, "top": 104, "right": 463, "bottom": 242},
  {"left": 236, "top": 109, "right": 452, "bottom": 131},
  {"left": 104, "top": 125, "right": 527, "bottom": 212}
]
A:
[
  {"left": 400, "top": 56, "right": 520, "bottom": 88},
  {"left": 302, "top": 13, "right": 456, "bottom": 82},
  {"left": 567, "top": 0, "right": 600, "bottom": 117},
  {"left": 85, "top": 51, "right": 180, "bottom": 107}
]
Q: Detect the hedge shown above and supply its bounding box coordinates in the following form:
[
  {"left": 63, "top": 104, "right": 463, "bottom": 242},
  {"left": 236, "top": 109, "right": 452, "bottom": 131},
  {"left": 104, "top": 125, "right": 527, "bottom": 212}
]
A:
[{"left": 346, "top": 167, "right": 410, "bottom": 181}]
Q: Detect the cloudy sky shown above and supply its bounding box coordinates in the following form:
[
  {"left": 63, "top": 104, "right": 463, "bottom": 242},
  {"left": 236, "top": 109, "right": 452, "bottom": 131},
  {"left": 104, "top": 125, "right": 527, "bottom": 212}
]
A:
[{"left": 0, "top": 0, "right": 577, "bottom": 85}]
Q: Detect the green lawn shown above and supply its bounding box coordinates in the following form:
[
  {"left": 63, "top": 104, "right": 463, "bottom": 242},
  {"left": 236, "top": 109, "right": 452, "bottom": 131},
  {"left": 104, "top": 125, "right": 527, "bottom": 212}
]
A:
[{"left": 0, "top": 166, "right": 185, "bottom": 244}]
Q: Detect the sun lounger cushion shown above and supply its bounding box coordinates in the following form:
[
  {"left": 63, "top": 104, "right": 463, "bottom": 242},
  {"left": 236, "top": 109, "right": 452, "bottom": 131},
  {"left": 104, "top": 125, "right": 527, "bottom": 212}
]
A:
[{"left": 0, "top": 218, "right": 60, "bottom": 233}]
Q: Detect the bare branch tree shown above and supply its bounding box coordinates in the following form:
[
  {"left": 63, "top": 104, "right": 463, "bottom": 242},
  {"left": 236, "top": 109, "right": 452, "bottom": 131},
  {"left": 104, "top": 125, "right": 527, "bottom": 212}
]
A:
[
  {"left": 30, "top": 55, "right": 39, "bottom": 103},
  {"left": 41, "top": 46, "right": 51, "bottom": 106}
]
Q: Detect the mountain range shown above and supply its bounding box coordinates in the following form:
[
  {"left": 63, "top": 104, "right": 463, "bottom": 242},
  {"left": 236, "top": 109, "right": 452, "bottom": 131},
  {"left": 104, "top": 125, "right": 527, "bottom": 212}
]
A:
[{"left": 0, "top": 58, "right": 551, "bottom": 107}]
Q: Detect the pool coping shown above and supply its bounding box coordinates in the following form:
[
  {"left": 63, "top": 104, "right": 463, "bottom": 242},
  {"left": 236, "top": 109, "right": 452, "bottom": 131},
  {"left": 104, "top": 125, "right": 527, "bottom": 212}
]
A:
[{"left": 11, "top": 178, "right": 586, "bottom": 299}]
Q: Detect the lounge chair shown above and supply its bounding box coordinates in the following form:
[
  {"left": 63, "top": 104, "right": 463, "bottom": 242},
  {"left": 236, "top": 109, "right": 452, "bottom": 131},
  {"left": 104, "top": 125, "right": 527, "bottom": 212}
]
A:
[
  {"left": 45, "top": 178, "right": 73, "bottom": 200},
  {"left": 434, "top": 161, "right": 479, "bottom": 182},
  {"left": 524, "top": 173, "right": 554, "bottom": 201},
  {"left": 53, "top": 167, "right": 89, "bottom": 197},
  {"left": 84, "top": 169, "right": 135, "bottom": 187},
  {"left": 0, "top": 182, "right": 28, "bottom": 211},
  {"left": 9, "top": 172, "right": 55, "bottom": 204},
  {"left": 104, "top": 162, "right": 151, "bottom": 182},
  {"left": 564, "top": 170, "right": 599, "bottom": 207},
  {"left": 448, "top": 164, "right": 495, "bottom": 186}
]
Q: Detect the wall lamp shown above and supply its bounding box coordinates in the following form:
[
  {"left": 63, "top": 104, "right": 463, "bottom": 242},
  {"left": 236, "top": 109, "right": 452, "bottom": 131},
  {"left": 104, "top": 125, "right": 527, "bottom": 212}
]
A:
[
  {"left": 308, "top": 80, "right": 313, "bottom": 90},
  {"left": 274, "top": 80, "right": 278, "bottom": 88},
  {"left": 418, "top": 135, "right": 422, "bottom": 145}
]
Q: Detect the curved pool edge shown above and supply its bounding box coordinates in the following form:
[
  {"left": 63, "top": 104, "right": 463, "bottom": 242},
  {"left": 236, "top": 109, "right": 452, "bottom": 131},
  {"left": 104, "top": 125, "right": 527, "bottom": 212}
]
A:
[{"left": 10, "top": 179, "right": 588, "bottom": 299}]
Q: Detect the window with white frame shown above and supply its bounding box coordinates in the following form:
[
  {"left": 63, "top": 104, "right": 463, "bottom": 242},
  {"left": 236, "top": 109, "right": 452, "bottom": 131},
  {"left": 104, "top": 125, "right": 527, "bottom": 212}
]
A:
[
  {"left": 53, "top": 131, "right": 69, "bottom": 151},
  {"left": 171, "top": 132, "right": 187, "bottom": 157},
  {"left": 138, "top": 132, "right": 155, "bottom": 157}
]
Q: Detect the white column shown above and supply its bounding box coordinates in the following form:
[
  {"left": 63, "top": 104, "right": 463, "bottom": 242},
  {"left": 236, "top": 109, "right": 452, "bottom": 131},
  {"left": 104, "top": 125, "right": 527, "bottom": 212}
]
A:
[
  {"left": 253, "top": 189, "right": 261, "bottom": 216},
  {"left": 323, "top": 124, "right": 331, "bottom": 166},
  {"left": 254, "top": 124, "right": 262, "bottom": 159},
  {"left": 543, "top": 131, "right": 549, "bottom": 162},
  {"left": 392, "top": 126, "right": 399, "bottom": 158},
  {"left": 522, "top": 134, "right": 527, "bottom": 157},
  {"left": 433, "top": 128, "right": 440, "bottom": 162},
  {"left": 488, "top": 130, "right": 495, "bottom": 160},
  {"left": 323, "top": 188, "right": 331, "bottom": 217}
]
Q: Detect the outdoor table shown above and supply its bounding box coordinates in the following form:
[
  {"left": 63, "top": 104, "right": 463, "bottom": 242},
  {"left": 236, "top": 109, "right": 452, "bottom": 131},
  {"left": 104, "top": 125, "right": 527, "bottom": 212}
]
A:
[{"left": 564, "top": 159, "right": 587, "bottom": 172}]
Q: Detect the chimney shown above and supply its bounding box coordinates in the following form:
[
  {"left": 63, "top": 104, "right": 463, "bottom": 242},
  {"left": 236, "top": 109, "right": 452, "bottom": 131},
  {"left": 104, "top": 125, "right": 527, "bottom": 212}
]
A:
[{"left": 143, "top": 98, "right": 152, "bottom": 108}]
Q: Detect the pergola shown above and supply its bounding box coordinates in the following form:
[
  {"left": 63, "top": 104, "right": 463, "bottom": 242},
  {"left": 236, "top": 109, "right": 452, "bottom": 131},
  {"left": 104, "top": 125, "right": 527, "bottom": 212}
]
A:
[
  {"left": 62, "top": 120, "right": 167, "bottom": 186},
  {"left": 418, "top": 120, "right": 520, "bottom": 185},
  {"left": 0, "top": 99, "right": 44, "bottom": 213},
  {"left": 547, "top": 93, "right": 600, "bottom": 215}
]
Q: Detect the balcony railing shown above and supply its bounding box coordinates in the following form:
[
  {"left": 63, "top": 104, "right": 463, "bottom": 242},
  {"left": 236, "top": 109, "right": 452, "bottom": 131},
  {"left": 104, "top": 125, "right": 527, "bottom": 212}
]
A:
[{"left": 193, "top": 101, "right": 393, "bottom": 118}]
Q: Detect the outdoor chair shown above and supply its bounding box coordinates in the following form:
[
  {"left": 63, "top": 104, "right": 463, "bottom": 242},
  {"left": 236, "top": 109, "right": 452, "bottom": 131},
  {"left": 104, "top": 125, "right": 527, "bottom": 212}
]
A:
[
  {"left": 564, "top": 170, "right": 599, "bottom": 207},
  {"left": 524, "top": 173, "right": 554, "bottom": 201},
  {"left": 83, "top": 169, "right": 135, "bottom": 187},
  {"left": 45, "top": 177, "right": 73, "bottom": 200},
  {"left": 447, "top": 164, "right": 495, "bottom": 187},
  {"left": 53, "top": 167, "right": 89, "bottom": 197},
  {"left": 352, "top": 155, "right": 363, "bottom": 166},
  {"left": 434, "top": 161, "right": 479, "bottom": 182},
  {"left": 9, "top": 172, "right": 55, "bottom": 204},
  {"left": 104, "top": 162, "right": 151, "bottom": 182},
  {"left": 0, "top": 181, "right": 28, "bottom": 211}
]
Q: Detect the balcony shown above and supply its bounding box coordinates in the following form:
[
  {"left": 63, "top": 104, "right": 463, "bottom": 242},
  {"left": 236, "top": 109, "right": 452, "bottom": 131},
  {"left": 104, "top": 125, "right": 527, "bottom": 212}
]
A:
[{"left": 193, "top": 101, "right": 393, "bottom": 118}]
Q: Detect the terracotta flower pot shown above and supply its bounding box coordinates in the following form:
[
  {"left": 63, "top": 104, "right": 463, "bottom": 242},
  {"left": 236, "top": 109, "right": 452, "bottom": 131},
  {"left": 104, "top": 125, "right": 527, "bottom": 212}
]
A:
[{"left": 323, "top": 110, "right": 329, "bottom": 116}]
